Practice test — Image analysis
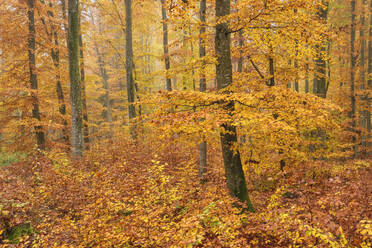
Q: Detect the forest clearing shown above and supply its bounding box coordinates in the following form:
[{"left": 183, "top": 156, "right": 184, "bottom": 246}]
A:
[{"left": 0, "top": 0, "right": 371, "bottom": 247}]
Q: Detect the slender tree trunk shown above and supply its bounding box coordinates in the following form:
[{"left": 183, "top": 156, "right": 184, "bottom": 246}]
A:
[
  {"left": 199, "top": 0, "right": 207, "bottom": 178},
  {"left": 79, "top": 33, "right": 90, "bottom": 148},
  {"left": 125, "top": 0, "right": 136, "bottom": 139},
  {"left": 350, "top": 0, "right": 357, "bottom": 157},
  {"left": 367, "top": 0, "right": 372, "bottom": 151},
  {"left": 294, "top": 58, "right": 299, "bottom": 92},
  {"left": 27, "top": 0, "right": 46, "bottom": 150},
  {"left": 161, "top": 0, "right": 172, "bottom": 91},
  {"left": 269, "top": 56, "right": 275, "bottom": 87},
  {"left": 238, "top": 30, "right": 244, "bottom": 73},
  {"left": 44, "top": 1, "right": 69, "bottom": 145},
  {"left": 360, "top": 0, "right": 368, "bottom": 152},
  {"left": 305, "top": 62, "right": 309, "bottom": 93},
  {"left": 314, "top": 1, "right": 328, "bottom": 98},
  {"left": 96, "top": 47, "right": 113, "bottom": 136},
  {"left": 215, "top": 0, "right": 254, "bottom": 212},
  {"left": 68, "top": 0, "right": 84, "bottom": 158}
]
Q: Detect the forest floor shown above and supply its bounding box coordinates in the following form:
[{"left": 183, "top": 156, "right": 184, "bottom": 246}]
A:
[{"left": 0, "top": 140, "right": 371, "bottom": 247}]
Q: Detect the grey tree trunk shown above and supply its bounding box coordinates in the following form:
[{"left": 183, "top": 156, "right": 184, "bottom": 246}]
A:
[
  {"left": 215, "top": 0, "right": 254, "bottom": 212},
  {"left": 305, "top": 62, "right": 309, "bottom": 93},
  {"left": 27, "top": 0, "right": 46, "bottom": 150},
  {"left": 237, "top": 30, "right": 244, "bottom": 73},
  {"left": 79, "top": 33, "right": 90, "bottom": 148},
  {"left": 125, "top": 0, "right": 137, "bottom": 139},
  {"left": 350, "top": 0, "right": 357, "bottom": 157},
  {"left": 68, "top": 0, "right": 84, "bottom": 158},
  {"left": 314, "top": 1, "right": 328, "bottom": 98},
  {"left": 360, "top": 0, "right": 368, "bottom": 152},
  {"left": 199, "top": 0, "right": 207, "bottom": 178},
  {"left": 161, "top": 0, "right": 172, "bottom": 91}
]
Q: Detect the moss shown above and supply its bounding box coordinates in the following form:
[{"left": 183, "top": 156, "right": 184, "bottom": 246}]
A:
[
  {"left": 3, "top": 222, "right": 34, "bottom": 244},
  {"left": 0, "top": 152, "right": 25, "bottom": 167}
]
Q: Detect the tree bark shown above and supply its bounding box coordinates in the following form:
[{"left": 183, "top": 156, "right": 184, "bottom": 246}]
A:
[
  {"left": 360, "top": 0, "right": 368, "bottom": 152},
  {"left": 199, "top": 0, "right": 207, "bottom": 178},
  {"left": 215, "top": 0, "right": 254, "bottom": 212},
  {"left": 367, "top": 0, "right": 372, "bottom": 151},
  {"left": 314, "top": 1, "right": 328, "bottom": 98},
  {"left": 350, "top": 0, "right": 357, "bottom": 157},
  {"left": 305, "top": 62, "right": 309, "bottom": 93},
  {"left": 79, "top": 32, "right": 90, "bottom": 148},
  {"left": 237, "top": 30, "right": 244, "bottom": 73},
  {"left": 68, "top": 0, "right": 84, "bottom": 158},
  {"left": 125, "top": 0, "right": 137, "bottom": 139},
  {"left": 41, "top": 0, "right": 69, "bottom": 145},
  {"left": 27, "top": 0, "right": 46, "bottom": 150},
  {"left": 161, "top": 0, "right": 172, "bottom": 91},
  {"left": 269, "top": 56, "right": 275, "bottom": 87}
]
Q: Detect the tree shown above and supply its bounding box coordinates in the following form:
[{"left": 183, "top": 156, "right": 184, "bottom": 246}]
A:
[
  {"left": 27, "top": 0, "right": 46, "bottom": 150},
  {"left": 68, "top": 0, "right": 84, "bottom": 157},
  {"left": 161, "top": 0, "right": 172, "bottom": 91},
  {"left": 199, "top": 0, "right": 207, "bottom": 177},
  {"left": 79, "top": 19, "right": 90, "bottom": 148},
  {"left": 350, "top": 0, "right": 357, "bottom": 157},
  {"left": 125, "top": 0, "right": 136, "bottom": 139},
  {"left": 215, "top": 0, "right": 254, "bottom": 212},
  {"left": 314, "top": 0, "right": 329, "bottom": 98},
  {"left": 40, "top": 0, "right": 69, "bottom": 145}
]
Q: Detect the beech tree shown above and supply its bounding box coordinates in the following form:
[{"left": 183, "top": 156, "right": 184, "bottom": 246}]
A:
[
  {"left": 215, "top": 0, "right": 254, "bottom": 212},
  {"left": 199, "top": 0, "right": 207, "bottom": 177},
  {"left": 125, "top": 0, "right": 136, "bottom": 138},
  {"left": 27, "top": 0, "right": 46, "bottom": 150},
  {"left": 161, "top": 0, "right": 172, "bottom": 91},
  {"left": 68, "top": 0, "right": 84, "bottom": 157}
]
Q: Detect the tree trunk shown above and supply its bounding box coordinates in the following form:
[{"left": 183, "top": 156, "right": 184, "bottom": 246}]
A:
[
  {"left": 367, "top": 0, "right": 372, "bottom": 151},
  {"left": 360, "top": 0, "right": 368, "bottom": 152},
  {"left": 27, "top": 0, "right": 46, "bottom": 150},
  {"left": 125, "top": 0, "right": 136, "bottom": 139},
  {"left": 238, "top": 30, "right": 244, "bottom": 73},
  {"left": 161, "top": 0, "right": 172, "bottom": 91},
  {"left": 95, "top": 46, "right": 113, "bottom": 136},
  {"left": 305, "top": 62, "right": 309, "bottom": 93},
  {"left": 314, "top": 1, "right": 328, "bottom": 98},
  {"left": 68, "top": 0, "right": 84, "bottom": 158},
  {"left": 79, "top": 33, "right": 90, "bottom": 148},
  {"left": 269, "top": 56, "right": 275, "bottom": 87},
  {"left": 350, "top": 0, "right": 357, "bottom": 157},
  {"left": 44, "top": 1, "right": 69, "bottom": 145},
  {"left": 199, "top": 0, "right": 207, "bottom": 178},
  {"left": 215, "top": 0, "right": 254, "bottom": 212}
]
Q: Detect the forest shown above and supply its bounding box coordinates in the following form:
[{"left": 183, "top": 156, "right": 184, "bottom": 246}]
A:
[{"left": 0, "top": 0, "right": 371, "bottom": 247}]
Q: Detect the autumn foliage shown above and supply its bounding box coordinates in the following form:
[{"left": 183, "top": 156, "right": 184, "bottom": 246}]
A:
[{"left": 0, "top": 0, "right": 371, "bottom": 247}]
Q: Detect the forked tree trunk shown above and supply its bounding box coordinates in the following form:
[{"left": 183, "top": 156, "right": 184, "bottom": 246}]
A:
[
  {"left": 27, "top": 0, "right": 46, "bottom": 150},
  {"left": 68, "top": 0, "right": 84, "bottom": 158},
  {"left": 215, "top": 0, "right": 254, "bottom": 212}
]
